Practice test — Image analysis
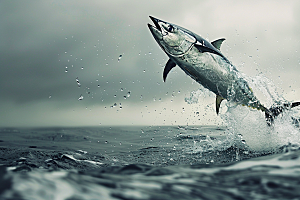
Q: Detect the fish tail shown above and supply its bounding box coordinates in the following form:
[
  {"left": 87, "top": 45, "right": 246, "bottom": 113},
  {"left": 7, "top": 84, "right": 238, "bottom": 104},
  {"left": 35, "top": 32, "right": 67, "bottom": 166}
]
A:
[{"left": 264, "top": 102, "right": 300, "bottom": 125}]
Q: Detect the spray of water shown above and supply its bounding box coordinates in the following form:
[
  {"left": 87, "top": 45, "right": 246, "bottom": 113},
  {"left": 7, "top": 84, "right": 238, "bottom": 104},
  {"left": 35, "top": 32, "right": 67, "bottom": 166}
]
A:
[{"left": 187, "top": 73, "right": 300, "bottom": 153}]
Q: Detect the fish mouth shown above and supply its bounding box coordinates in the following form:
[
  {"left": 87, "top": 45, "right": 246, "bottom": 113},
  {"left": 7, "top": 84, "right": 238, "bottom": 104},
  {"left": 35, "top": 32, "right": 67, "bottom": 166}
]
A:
[{"left": 148, "top": 16, "right": 162, "bottom": 32}]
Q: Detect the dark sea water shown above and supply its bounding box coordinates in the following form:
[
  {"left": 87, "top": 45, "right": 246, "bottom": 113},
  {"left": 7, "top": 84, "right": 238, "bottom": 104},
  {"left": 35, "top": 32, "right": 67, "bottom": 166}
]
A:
[{"left": 1, "top": 115, "right": 300, "bottom": 200}]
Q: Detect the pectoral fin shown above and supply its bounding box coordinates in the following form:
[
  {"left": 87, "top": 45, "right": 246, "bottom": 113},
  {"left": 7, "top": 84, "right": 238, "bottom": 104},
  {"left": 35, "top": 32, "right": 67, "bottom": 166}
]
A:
[
  {"left": 216, "top": 95, "right": 224, "bottom": 115},
  {"left": 163, "top": 59, "right": 176, "bottom": 82}
]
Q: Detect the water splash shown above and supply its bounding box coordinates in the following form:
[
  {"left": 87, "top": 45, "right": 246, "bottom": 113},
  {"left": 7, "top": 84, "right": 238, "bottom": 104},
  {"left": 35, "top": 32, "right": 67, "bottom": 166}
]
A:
[
  {"left": 185, "top": 73, "right": 300, "bottom": 153},
  {"left": 220, "top": 74, "right": 300, "bottom": 152},
  {"left": 185, "top": 87, "right": 214, "bottom": 104},
  {"left": 219, "top": 103, "right": 300, "bottom": 152}
]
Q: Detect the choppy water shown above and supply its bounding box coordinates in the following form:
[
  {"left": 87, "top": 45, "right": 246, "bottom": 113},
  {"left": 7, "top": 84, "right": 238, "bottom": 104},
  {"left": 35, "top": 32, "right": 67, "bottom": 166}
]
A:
[
  {"left": 1, "top": 117, "right": 300, "bottom": 200},
  {"left": 1, "top": 74, "right": 300, "bottom": 199}
]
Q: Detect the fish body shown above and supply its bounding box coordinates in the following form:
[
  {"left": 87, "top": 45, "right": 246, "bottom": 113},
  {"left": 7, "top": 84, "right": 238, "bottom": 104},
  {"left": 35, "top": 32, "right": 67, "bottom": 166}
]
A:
[{"left": 148, "top": 16, "right": 299, "bottom": 124}]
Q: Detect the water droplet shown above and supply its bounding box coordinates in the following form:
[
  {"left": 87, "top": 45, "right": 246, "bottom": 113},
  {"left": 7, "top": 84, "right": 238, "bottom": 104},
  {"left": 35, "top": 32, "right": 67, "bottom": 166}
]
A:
[
  {"left": 148, "top": 52, "right": 152, "bottom": 55},
  {"left": 105, "top": 141, "right": 108, "bottom": 144},
  {"left": 143, "top": 70, "right": 146, "bottom": 72},
  {"left": 120, "top": 88, "right": 123, "bottom": 91},
  {"left": 97, "top": 85, "right": 100, "bottom": 87},
  {"left": 118, "top": 55, "right": 122, "bottom": 62},
  {"left": 49, "top": 95, "right": 52, "bottom": 99},
  {"left": 81, "top": 67, "right": 84, "bottom": 70},
  {"left": 127, "top": 92, "right": 131, "bottom": 97},
  {"left": 114, "top": 103, "right": 117, "bottom": 107},
  {"left": 114, "top": 95, "right": 116, "bottom": 98},
  {"left": 123, "top": 96, "right": 127, "bottom": 99},
  {"left": 76, "top": 77, "right": 81, "bottom": 87},
  {"left": 78, "top": 94, "right": 84, "bottom": 101}
]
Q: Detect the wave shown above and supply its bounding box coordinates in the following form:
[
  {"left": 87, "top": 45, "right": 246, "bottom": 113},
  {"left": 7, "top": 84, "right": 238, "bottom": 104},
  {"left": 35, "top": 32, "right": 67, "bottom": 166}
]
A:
[{"left": 1, "top": 148, "right": 300, "bottom": 200}]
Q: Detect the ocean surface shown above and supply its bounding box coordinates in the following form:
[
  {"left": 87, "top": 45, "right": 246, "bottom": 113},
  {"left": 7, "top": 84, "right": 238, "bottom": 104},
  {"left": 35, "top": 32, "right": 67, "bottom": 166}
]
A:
[{"left": 1, "top": 109, "right": 300, "bottom": 200}]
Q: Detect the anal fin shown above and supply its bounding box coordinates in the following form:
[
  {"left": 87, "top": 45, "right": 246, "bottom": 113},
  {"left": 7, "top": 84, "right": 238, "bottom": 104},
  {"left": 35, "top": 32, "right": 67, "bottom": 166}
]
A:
[
  {"left": 216, "top": 95, "right": 224, "bottom": 115},
  {"left": 163, "top": 59, "right": 176, "bottom": 82}
]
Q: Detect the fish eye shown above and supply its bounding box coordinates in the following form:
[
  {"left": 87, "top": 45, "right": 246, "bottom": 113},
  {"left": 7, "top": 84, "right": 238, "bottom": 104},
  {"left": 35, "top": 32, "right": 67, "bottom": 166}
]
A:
[{"left": 168, "top": 25, "right": 174, "bottom": 32}]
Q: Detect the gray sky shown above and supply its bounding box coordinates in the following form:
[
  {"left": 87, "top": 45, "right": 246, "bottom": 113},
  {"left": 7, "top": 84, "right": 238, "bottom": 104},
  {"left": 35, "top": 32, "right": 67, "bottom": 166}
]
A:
[{"left": 1, "top": 0, "right": 300, "bottom": 127}]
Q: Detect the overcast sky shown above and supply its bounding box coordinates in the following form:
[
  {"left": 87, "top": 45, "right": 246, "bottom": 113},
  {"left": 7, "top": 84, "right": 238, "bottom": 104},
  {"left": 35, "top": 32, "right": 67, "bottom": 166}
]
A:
[{"left": 1, "top": 0, "right": 300, "bottom": 127}]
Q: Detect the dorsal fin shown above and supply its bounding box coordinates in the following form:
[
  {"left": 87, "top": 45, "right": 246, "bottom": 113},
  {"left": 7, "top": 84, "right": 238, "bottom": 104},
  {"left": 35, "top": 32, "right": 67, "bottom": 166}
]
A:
[
  {"left": 163, "top": 59, "right": 176, "bottom": 82},
  {"left": 211, "top": 38, "right": 225, "bottom": 50},
  {"left": 216, "top": 95, "right": 224, "bottom": 114}
]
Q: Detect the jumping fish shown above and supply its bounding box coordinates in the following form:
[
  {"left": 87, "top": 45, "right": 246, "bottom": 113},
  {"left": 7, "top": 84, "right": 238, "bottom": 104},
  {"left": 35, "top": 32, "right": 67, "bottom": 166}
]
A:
[{"left": 147, "top": 16, "right": 300, "bottom": 125}]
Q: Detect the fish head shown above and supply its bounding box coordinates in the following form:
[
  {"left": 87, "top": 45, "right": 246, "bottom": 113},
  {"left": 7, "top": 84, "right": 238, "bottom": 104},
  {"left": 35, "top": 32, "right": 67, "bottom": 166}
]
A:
[{"left": 148, "top": 16, "right": 196, "bottom": 56}]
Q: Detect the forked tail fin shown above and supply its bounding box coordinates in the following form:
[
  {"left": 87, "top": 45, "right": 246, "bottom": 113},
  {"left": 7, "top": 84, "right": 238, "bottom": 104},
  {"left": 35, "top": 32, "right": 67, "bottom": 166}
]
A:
[{"left": 265, "top": 102, "right": 300, "bottom": 125}]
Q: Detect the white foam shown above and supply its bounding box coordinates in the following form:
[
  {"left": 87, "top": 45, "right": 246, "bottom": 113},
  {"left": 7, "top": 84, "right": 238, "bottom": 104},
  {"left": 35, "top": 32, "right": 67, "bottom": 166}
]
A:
[
  {"left": 220, "top": 102, "right": 300, "bottom": 152},
  {"left": 186, "top": 74, "right": 300, "bottom": 152}
]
